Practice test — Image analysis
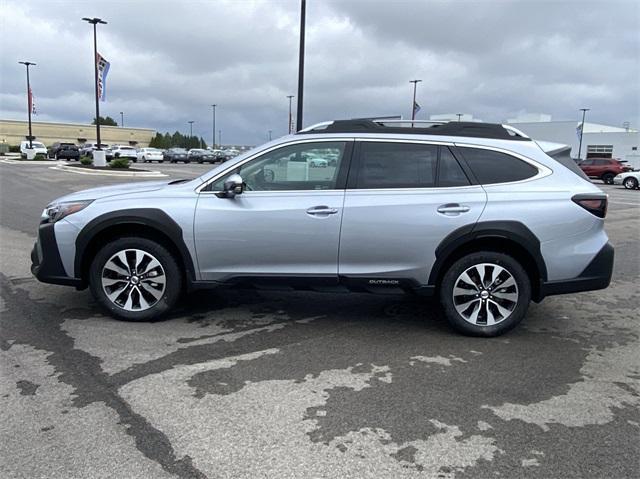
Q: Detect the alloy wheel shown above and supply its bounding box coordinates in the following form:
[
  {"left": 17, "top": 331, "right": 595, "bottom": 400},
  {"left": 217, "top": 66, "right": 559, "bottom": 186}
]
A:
[
  {"left": 101, "top": 249, "right": 166, "bottom": 311},
  {"left": 452, "top": 263, "right": 518, "bottom": 326}
]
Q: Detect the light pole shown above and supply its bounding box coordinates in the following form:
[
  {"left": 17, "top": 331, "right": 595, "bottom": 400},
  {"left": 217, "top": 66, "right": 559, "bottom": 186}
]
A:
[
  {"left": 120, "top": 111, "right": 124, "bottom": 127},
  {"left": 296, "top": 0, "right": 306, "bottom": 131},
  {"left": 18, "top": 61, "right": 36, "bottom": 149},
  {"left": 456, "top": 113, "right": 463, "bottom": 122},
  {"left": 577, "top": 108, "right": 590, "bottom": 161},
  {"left": 287, "top": 95, "right": 294, "bottom": 134},
  {"left": 188, "top": 120, "right": 194, "bottom": 138},
  {"left": 218, "top": 130, "right": 222, "bottom": 148},
  {"left": 211, "top": 104, "right": 216, "bottom": 148},
  {"left": 410, "top": 79, "right": 422, "bottom": 124},
  {"left": 82, "top": 17, "right": 107, "bottom": 152},
  {"left": 268, "top": 130, "right": 272, "bottom": 141}
]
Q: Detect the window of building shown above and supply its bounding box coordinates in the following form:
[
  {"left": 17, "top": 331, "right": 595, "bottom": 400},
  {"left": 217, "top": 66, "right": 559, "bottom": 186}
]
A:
[
  {"left": 458, "top": 147, "right": 538, "bottom": 184},
  {"left": 586, "top": 145, "right": 613, "bottom": 159}
]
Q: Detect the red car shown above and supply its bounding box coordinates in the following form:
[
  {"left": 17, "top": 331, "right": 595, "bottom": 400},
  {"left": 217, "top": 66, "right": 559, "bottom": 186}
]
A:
[{"left": 579, "top": 158, "right": 633, "bottom": 184}]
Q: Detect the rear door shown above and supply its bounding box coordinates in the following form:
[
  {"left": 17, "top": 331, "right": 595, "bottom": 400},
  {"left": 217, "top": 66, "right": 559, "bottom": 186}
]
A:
[{"left": 338, "top": 140, "right": 487, "bottom": 285}]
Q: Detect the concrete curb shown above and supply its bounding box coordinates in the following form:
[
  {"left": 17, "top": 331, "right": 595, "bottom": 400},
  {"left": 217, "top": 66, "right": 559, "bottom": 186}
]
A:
[
  {"left": 1, "top": 158, "right": 62, "bottom": 165},
  {"left": 50, "top": 164, "right": 168, "bottom": 178}
]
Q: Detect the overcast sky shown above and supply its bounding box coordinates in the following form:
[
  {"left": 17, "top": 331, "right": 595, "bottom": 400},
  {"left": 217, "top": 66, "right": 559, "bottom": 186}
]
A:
[{"left": 1, "top": 0, "right": 638, "bottom": 145}]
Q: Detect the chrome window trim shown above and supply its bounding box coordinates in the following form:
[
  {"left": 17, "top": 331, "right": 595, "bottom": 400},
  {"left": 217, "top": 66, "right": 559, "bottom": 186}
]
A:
[{"left": 196, "top": 137, "right": 354, "bottom": 194}]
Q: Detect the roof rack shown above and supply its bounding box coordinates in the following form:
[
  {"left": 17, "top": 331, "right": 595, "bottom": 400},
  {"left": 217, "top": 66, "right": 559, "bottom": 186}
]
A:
[{"left": 298, "top": 119, "right": 531, "bottom": 141}]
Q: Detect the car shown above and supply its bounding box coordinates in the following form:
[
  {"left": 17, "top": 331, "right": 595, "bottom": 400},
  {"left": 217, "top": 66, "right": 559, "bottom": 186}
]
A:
[
  {"left": 164, "top": 148, "right": 189, "bottom": 163},
  {"left": 19, "top": 140, "right": 48, "bottom": 158},
  {"left": 48, "top": 142, "right": 80, "bottom": 161},
  {"left": 137, "top": 148, "right": 164, "bottom": 163},
  {"left": 80, "top": 143, "right": 114, "bottom": 161},
  {"left": 188, "top": 149, "right": 217, "bottom": 163},
  {"left": 31, "top": 119, "right": 614, "bottom": 337},
  {"left": 579, "top": 157, "right": 633, "bottom": 184},
  {"left": 112, "top": 145, "right": 138, "bottom": 162},
  {"left": 613, "top": 171, "right": 640, "bottom": 189}
]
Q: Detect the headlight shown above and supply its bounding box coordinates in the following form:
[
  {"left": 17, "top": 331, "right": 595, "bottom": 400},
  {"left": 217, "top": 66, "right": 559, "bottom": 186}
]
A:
[{"left": 43, "top": 200, "right": 93, "bottom": 223}]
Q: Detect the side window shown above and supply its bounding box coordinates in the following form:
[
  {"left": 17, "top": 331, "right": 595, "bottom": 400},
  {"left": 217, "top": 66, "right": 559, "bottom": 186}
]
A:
[
  {"left": 356, "top": 142, "right": 437, "bottom": 189},
  {"left": 459, "top": 147, "right": 538, "bottom": 184},
  {"left": 438, "top": 147, "right": 470, "bottom": 187},
  {"left": 209, "top": 142, "right": 347, "bottom": 191}
]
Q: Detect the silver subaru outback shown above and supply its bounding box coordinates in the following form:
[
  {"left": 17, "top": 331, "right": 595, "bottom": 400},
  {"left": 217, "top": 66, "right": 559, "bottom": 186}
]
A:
[{"left": 31, "top": 120, "right": 614, "bottom": 336}]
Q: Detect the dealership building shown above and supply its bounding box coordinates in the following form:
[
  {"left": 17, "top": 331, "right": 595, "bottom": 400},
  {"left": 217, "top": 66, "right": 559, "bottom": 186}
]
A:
[{"left": 0, "top": 119, "right": 156, "bottom": 148}]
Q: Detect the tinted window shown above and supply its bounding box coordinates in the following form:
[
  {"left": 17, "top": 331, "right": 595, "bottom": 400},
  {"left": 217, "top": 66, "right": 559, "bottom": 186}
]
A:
[
  {"left": 210, "top": 142, "right": 346, "bottom": 191},
  {"left": 438, "top": 147, "right": 470, "bottom": 187},
  {"left": 595, "top": 159, "right": 610, "bottom": 166},
  {"left": 356, "top": 142, "right": 437, "bottom": 189},
  {"left": 460, "top": 147, "right": 538, "bottom": 184}
]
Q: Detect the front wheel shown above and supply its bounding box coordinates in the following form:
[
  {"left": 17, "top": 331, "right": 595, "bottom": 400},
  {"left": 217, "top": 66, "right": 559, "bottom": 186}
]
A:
[
  {"left": 89, "top": 237, "right": 182, "bottom": 321},
  {"left": 624, "top": 177, "right": 638, "bottom": 189},
  {"left": 602, "top": 172, "right": 615, "bottom": 184},
  {"left": 439, "top": 252, "right": 531, "bottom": 336}
]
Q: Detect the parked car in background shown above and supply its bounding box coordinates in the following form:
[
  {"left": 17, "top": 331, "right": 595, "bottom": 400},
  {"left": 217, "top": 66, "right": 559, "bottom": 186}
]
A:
[
  {"left": 613, "top": 171, "right": 640, "bottom": 189},
  {"left": 188, "top": 149, "right": 217, "bottom": 163},
  {"left": 19, "top": 140, "right": 48, "bottom": 158},
  {"left": 81, "top": 143, "right": 114, "bottom": 161},
  {"left": 164, "top": 148, "right": 189, "bottom": 163},
  {"left": 579, "top": 158, "right": 632, "bottom": 184},
  {"left": 112, "top": 145, "right": 138, "bottom": 162},
  {"left": 48, "top": 142, "right": 80, "bottom": 161},
  {"left": 137, "top": 148, "right": 164, "bottom": 163}
]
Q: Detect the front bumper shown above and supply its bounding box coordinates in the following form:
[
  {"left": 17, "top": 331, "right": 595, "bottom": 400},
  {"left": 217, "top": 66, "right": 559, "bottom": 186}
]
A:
[
  {"left": 538, "top": 242, "right": 614, "bottom": 299},
  {"left": 613, "top": 177, "right": 623, "bottom": 185},
  {"left": 31, "top": 222, "right": 85, "bottom": 288}
]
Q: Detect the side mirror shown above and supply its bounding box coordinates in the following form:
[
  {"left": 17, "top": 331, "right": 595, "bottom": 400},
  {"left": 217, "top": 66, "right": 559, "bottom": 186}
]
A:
[{"left": 221, "top": 173, "right": 244, "bottom": 198}]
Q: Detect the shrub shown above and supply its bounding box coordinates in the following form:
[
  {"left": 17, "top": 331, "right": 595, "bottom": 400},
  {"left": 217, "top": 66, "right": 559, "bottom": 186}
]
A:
[
  {"left": 9, "top": 145, "right": 21, "bottom": 153},
  {"left": 34, "top": 153, "right": 47, "bottom": 161},
  {"left": 109, "top": 158, "right": 130, "bottom": 169},
  {"left": 80, "top": 156, "right": 93, "bottom": 166}
]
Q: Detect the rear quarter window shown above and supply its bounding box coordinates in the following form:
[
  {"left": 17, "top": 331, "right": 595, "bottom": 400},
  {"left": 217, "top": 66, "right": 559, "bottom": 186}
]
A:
[{"left": 458, "top": 147, "right": 538, "bottom": 184}]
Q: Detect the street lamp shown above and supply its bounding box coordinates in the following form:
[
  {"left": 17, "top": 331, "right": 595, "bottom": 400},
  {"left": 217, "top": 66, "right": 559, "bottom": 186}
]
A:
[
  {"left": 287, "top": 95, "right": 294, "bottom": 134},
  {"left": 268, "top": 130, "right": 273, "bottom": 141},
  {"left": 456, "top": 113, "right": 463, "bottom": 122},
  {"left": 18, "top": 61, "right": 36, "bottom": 149},
  {"left": 218, "top": 130, "right": 222, "bottom": 148},
  {"left": 120, "top": 111, "right": 124, "bottom": 127},
  {"left": 82, "top": 17, "right": 107, "bottom": 154},
  {"left": 577, "top": 108, "right": 590, "bottom": 161},
  {"left": 210, "top": 104, "right": 217, "bottom": 148},
  {"left": 296, "top": 0, "right": 306, "bottom": 132},
  {"left": 409, "top": 79, "right": 422, "bottom": 124},
  {"left": 188, "top": 120, "right": 194, "bottom": 138}
]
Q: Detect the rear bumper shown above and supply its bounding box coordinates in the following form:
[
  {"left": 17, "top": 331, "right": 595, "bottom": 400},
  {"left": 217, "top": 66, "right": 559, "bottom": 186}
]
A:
[
  {"left": 31, "top": 222, "right": 85, "bottom": 288},
  {"left": 538, "top": 242, "right": 614, "bottom": 299}
]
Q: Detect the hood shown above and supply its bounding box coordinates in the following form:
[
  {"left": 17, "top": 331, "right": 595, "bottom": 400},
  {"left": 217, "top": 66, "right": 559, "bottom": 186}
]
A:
[{"left": 52, "top": 180, "right": 176, "bottom": 203}]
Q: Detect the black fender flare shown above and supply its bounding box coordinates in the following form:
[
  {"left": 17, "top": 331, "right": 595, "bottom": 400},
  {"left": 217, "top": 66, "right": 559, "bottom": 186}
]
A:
[
  {"left": 74, "top": 208, "right": 196, "bottom": 282},
  {"left": 428, "top": 220, "right": 547, "bottom": 286}
]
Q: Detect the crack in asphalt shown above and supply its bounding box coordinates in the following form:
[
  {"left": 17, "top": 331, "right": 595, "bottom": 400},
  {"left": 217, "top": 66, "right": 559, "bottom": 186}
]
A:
[{"left": 0, "top": 273, "right": 208, "bottom": 479}]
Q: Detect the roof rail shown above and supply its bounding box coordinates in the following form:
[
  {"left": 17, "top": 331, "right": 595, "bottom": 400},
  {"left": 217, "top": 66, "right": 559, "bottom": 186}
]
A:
[{"left": 297, "top": 119, "right": 531, "bottom": 141}]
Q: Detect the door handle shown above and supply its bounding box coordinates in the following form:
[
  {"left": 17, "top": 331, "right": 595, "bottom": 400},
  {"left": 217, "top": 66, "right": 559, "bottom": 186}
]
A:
[
  {"left": 306, "top": 206, "right": 338, "bottom": 216},
  {"left": 437, "top": 203, "right": 470, "bottom": 215}
]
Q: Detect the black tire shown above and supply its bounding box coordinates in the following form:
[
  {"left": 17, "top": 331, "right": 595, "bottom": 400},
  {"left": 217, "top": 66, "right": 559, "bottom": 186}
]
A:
[
  {"left": 89, "top": 237, "right": 182, "bottom": 321},
  {"left": 601, "top": 172, "right": 615, "bottom": 184},
  {"left": 623, "top": 177, "right": 638, "bottom": 189},
  {"left": 439, "top": 252, "right": 531, "bottom": 337}
]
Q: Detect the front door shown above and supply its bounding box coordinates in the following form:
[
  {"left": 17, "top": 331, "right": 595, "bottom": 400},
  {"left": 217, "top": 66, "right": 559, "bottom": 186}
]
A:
[
  {"left": 338, "top": 141, "right": 487, "bottom": 284},
  {"left": 194, "top": 140, "right": 352, "bottom": 282}
]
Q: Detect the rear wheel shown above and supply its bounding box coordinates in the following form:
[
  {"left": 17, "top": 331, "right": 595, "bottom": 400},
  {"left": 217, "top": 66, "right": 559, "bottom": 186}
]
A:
[
  {"left": 624, "top": 177, "right": 638, "bottom": 189},
  {"left": 602, "top": 172, "right": 615, "bottom": 184},
  {"left": 440, "top": 252, "right": 531, "bottom": 336},
  {"left": 89, "top": 237, "right": 182, "bottom": 321}
]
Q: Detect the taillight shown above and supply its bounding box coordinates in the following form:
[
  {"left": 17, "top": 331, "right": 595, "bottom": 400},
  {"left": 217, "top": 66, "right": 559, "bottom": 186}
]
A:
[{"left": 572, "top": 194, "right": 608, "bottom": 218}]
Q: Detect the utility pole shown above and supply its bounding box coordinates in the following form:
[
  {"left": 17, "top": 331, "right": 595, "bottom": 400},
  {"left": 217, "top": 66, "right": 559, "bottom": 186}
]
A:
[
  {"left": 409, "top": 79, "right": 422, "bottom": 124},
  {"left": 82, "top": 17, "right": 107, "bottom": 151},
  {"left": 577, "top": 108, "right": 590, "bottom": 161},
  {"left": 296, "top": 0, "right": 306, "bottom": 132},
  {"left": 211, "top": 104, "right": 216, "bottom": 148},
  {"left": 120, "top": 111, "right": 124, "bottom": 127},
  {"left": 18, "top": 61, "right": 36, "bottom": 148},
  {"left": 287, "top": 95, "right": 294, "bottom": 134}
]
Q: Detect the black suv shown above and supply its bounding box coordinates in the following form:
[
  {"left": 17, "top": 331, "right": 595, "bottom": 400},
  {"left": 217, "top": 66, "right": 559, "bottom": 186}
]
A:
[{"left": 49, "top": 143, "right": 80, "bottom": 161}]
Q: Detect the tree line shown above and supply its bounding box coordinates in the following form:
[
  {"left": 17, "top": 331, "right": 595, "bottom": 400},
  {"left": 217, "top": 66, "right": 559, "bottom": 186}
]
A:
[{"left": 148, "top": 132, "right": 208, "bottom": 150}]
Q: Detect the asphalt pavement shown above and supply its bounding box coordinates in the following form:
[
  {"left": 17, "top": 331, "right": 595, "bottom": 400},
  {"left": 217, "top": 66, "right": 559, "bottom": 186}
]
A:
[{"left": 1, "top": 160, "right": 639, "bottom": 478}]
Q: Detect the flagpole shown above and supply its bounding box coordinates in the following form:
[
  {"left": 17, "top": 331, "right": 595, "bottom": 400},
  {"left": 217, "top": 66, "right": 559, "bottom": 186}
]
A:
[
  {"left": 19, "top": 61, "right": 36, "bottom": 149},
  {"left": 410, "top": 79, "right": 422, "bottom": 126},
  {"left": 83, "top": 17, "right": 107, "bottom": 151}
]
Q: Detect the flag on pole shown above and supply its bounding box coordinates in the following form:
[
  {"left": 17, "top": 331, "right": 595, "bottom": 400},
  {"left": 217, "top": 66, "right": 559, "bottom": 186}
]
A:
[
  {"left": 413, "top": 101, "right": 421, "bottom": 117},
  {"left": 28, "top": 86, "right": 36, "bottom": 115},
  {"left": 96, "top": 52, "right": 111, "bottom": 102}
]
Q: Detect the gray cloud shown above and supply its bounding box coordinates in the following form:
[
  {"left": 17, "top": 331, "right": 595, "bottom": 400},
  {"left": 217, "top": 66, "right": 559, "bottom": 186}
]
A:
[{"left": 1, "top": 0, "right": 638, "bottom": 145}]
